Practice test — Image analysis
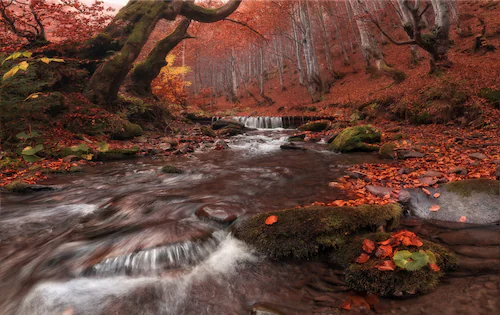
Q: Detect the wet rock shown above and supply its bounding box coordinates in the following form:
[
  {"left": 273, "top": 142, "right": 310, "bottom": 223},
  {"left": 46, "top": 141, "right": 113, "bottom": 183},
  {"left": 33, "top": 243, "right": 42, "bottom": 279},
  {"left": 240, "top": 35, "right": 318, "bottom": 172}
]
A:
[
  {"left": 423, "top": 170, "right": 443, "bottom": 178},
  {"left": 174, "top": 143, "right": 194, "bottom": 155},
  {"left": 366, "top": 185, "right": 393, "bottom": 198},
  {"left": 297, "top": 120, "right": 331, "bottom": 132},
  {"left": 212, "top": 119, "right": 245, "bottom": 130},
  {"left": 158, "top": 142, "right": 172, "bottom": 151},
  {"left": 398, "top": 190, "right": 411, "bottom": 203},
  {"left": 378, "top": 143, "right": 396, "bottom": 159},
  {"left": 218, "top": 126, "right": 245, "bottom": 137},
  {"left": 96, "top": 148, "right": 139, "bottom": 161},
  {"left": 288, "top": 134, "right": 306, "bottom": 141},
  {"left": 451, "top": 245, "right": 500, "bottom": 259},
  {"left": 313, "top": 295, "right": 337, "bottom": 305},
  {"left": 251, "top": 305, "right": 284, "bottom": 315},
  {"left": 456, "top": 256, "right": 500, "bottom": 273},
  {"left": 195, "top": 205, "right": 238, "bottom": 223},
  {"left": 200, "top": 125, "right": 217, "bottom": 137},
  {"left": 161, "top": 165, "right": 183, "bottom": 174},
  {"left": 280, "top": 143, "right": 307, "bottom": 151},
  {"left": 469, "top": 152, "right": 487, "bottom": 160},
  {"left": 214, "top": 139, "right": 229, "bottom": 150},
  {"left": 418, "top": 177, "right": 438, "bottom": 185},
  {"left": 449, "top": 166, "right": 467, "bottom": 175},
  {"left": 62, "top": 155, "right": 81, "bottom": 162},
  {"left": 398, "top": 167, "right": 415, "bottom": 175},
  {"left": 400, "top": 150, "right": 426, "bottom": 159},
  {"left": 111, "top": 122, "right": 143, "bottom": 140},
  {"left": 407, "top": 180, "right": 500, "bottom": 224},
  {"left": 328, "top": 125, "right": 382, "bottom": 153},
  {"left": 3, "top": 180, "right": 62, "bottom": 193}
]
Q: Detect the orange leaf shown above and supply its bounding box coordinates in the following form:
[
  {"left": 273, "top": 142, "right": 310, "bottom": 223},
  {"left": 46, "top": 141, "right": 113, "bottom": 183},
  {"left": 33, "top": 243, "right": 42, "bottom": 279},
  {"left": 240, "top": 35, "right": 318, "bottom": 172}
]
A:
[
  {"left": 375, "top": 260, "right": 396, "bottom": 271},
  {"left": 429, "top": 205, "right": 440, "bottom": 212},
  {"left": 429, "top": 263, "right": 441, "bottom": 272},
  {"left": 459, "top": 216, "right": 467, "bottom": 223},
  {"left": 433, "top": 193, "right": 440, "bottom": 198},
  {"left": 375, "top": 245, "right": 393, "bottom": 259},
  {"left": 356, "top": 253, "right": 370, "bottom": 264},
  {"left": 362, "top": 239, "right": 375, "bottom": 254},
  {"left": 378, "top": 239, "right": 391, "bottom": 245},
  {"left": 265, "top": 215, "right": 278, "bottom": 225},
  {"left": 422, "top": 188, "right": 431, "bottom": 195},
  {"left": 339, "top": 299, "right": 351, "bottom": 310},
  {"left": 410, "top": 235, "right": 423, "bottom": 247}
]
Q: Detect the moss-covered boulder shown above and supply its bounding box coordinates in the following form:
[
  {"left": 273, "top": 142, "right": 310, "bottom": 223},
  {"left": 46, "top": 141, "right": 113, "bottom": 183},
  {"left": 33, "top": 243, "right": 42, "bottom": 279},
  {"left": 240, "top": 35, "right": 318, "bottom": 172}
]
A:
[
  {"left": 161, "top": 165, "right": 183, "bottom": 174},
  {"left": 445, "top": 179, "right": 499, "bottom": 197},
  {"left": 334, "top": 233, "right": 457, "bottom": 296},
  {"left": 218, "top": 126, "right": 245, "bottom": 137},
  {"left": 200, "top": 125, "right": 216, "bottom": 137},
  {"left": 297, "top": 120, "right": 331, "bottom": 132},
  {"left": 233, "top": 204, "right": 402, "bottom": 259},
  {"left": 212, "top": 119, "right": 245, "bottom": 130},
  {"left": 328, "top": 125, "right": 382, "bottom": 152},
  {"left": 96, "top": 147, "right": 139, "bottom": 161},
  {"left": 111, "top": 122, "right": 143, "bottom": 140},
  {"left": 3, "top": 180, "right": 61, "bottom": 193},
  {"left": 378, "top": 142, "right": 396, "bottom": 159}
]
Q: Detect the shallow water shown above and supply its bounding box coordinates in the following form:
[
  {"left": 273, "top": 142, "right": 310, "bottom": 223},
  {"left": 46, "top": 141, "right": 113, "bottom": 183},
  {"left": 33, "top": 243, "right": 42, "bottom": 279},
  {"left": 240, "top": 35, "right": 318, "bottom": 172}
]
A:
[{"left": 4, "top": 129, "right": 494, "bottom": 315}]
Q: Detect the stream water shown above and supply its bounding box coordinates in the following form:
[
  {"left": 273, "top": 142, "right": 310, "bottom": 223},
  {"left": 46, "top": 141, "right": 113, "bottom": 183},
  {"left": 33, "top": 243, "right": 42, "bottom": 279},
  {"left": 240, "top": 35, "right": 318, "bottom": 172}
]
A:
[{"left": 0, "top": 129, "right": 498, "bottom": 314}]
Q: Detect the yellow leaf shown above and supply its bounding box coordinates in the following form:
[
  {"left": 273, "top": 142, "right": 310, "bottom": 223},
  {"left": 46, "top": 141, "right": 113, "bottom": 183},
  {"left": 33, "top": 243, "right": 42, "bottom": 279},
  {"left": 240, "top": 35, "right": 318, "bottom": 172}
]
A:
[
  {"left": 51, "top": 58, "right": 65, "bottom": 63},
  {"left": 2, "top": 65, "right": 19, "bottom": 80},
  {"left": 22, "top": 51, "right": 33, "bottom": 58},
  {"left": 18, "top": 61, "right": 29, "bottom": 71},
  {"left": 40, "top": 57, "right": 50, "bottom": 64}
]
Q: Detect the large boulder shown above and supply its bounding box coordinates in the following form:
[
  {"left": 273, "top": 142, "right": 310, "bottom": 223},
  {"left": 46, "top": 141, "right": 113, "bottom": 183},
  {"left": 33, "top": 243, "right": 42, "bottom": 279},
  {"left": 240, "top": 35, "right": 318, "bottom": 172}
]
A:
[
  {"left": 211, "top": 119, "right": 245, "bottom": 130},
  {"left": 233, "top": 204, "right": 402, "bottom": 259},
  {"left": 297, "top": 120, "right": 331, "bottom": 132},
  {"left": 111, "top": 122, "right": 143, "bottom": 140},
  {"left": 96, "top": 147, "right": 140, "bottom": 161},
  {"left": 406, "top": 179, "right": 500, "bottom": 224},
  {"left": 328, "top": 125, "right": 382, "bottom": 152}
]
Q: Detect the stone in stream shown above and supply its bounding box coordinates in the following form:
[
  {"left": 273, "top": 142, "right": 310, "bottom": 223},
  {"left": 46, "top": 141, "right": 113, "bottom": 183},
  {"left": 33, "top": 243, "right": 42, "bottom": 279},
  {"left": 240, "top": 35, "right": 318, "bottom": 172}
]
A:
[
  {"left": 96, "top": 147, "right": 140, "bottom": 161},
  {"left": 406, "top": 179, "right": 500, "bottom": 224},
  {"left": 161, "top": 165, "right": 183, "bottom": 174},
  {"left": 328, "top": 125, "right": 382, "bottom": 153},
  {"left": 195, "top": 205, "right": 238, "bottom": 223},
  {"left": 233, "top": 204, "right": 401, "bottom": 259},
  {"left": 211, "top": 119, "right": 245, "bottom": 130},
  {"left": 200, "top": 125, "right": 217, "bottom": 137},
  {"left": 3, "top": 180, "right": 62, "bottom": 193},
  {"left": 280, "top": 143, "right": 307, "bottom": 151},
  {"left": 297, "top": 120, "right": 331, "bottom": 132}
]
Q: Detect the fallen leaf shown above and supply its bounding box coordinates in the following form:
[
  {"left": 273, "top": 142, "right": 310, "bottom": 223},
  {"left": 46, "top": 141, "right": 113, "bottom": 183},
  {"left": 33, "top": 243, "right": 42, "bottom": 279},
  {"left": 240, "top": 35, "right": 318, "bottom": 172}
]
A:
[
  {"left": 459, "top": 216, "right": 467, "bottom": 223},
  {"left": 265, "top": 215, "right": 278, "bottom": 225},
  {"left": 422, "top": 188, "right": 431, "bottom": 195},
  {"left": 429, "top": 205, "right": 440, "bottom": 212},
  {"left": 356, "top": 253, "right": 370, "bottom": 264},
  {"left": 433, "top": 193, "right": 440, "bottom": 198},
  {"left": 375, "top": 245, "right": 393, "bottom": 259},
  {"left": 362, "top": 239, "right": 375, "bottom": 254},
  {"left": 375, "top": 260, "right": 396, "bottom": 271},
  {"left": 339, "top": 299, "right": 351, "bottom": 310},
  {"left": 429, "top": 263, "right": 441, "bottom": 272}
]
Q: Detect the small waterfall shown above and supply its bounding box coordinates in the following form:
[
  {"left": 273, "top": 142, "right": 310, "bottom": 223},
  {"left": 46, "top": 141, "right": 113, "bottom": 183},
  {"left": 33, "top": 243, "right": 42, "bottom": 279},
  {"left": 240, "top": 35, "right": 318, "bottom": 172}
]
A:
[
  {"left": 232, "top": 116, "right": 284, "bottom": 129},
  {"left": 84, "top": 232, "right": 226, "bottom": 277}
]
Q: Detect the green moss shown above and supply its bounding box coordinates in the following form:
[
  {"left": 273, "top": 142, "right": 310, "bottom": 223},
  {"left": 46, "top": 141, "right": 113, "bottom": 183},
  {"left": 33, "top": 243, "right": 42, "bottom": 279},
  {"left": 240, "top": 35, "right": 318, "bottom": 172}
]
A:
[
  {"left": 200, "top": 126, "right": 216, "bottom": 137},
  {"left": 4, "top": 180, "right": 29, "bottom": 192},
  {"left": 481, "top": 89, "right": 500, "bottom": 108},
  {"left": 328, "top": 125, "right": 382, "bottom": 152},
  {"left": 289, "top": 136, "right": 305, "bottom": 142},
  {"left": 445, "top": 179, "right": 500, "bottom": 197},
  {"left": 233, "top": 204, "right": 402, "bottom": 260},
  {"left": 112, "top": 122, "right": 143, "bottom": 140},
  {"left": 218, "top": 126, "right": 244, "bottom": 137},
  {"left": 297, "top": 120, "right": 330, "bottom": 132},
  {"left": 96, "top": 147, "right": 139, "bottom": 161},
  {"left": 161, "top": 165, "right": 183, "bottom": 174},
  {"left": 336, "top": 233, "right": 457, "bottom": 296}
]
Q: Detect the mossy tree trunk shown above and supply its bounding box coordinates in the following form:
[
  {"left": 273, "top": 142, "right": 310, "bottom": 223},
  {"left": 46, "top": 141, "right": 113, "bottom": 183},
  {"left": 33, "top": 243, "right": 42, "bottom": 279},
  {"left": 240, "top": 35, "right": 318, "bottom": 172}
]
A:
[
  {"left": 84, "top": 0, "right": 242, "bottom": 106},
  {"left": 126, "top": 18, "right": 192, "bottom": 96}
]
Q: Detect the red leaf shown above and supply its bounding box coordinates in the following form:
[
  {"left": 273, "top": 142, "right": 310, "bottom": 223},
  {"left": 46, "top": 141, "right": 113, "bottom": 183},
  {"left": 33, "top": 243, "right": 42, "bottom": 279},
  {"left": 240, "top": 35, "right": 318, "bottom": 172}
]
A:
[
  {"left": 429, "top": 205, "right": 440, "bottom": 212},
  {"left": 433, "top": 193, "right": 440, "bottom": 198},
  {"left": 422, "top": 188, "right": 431, "bottom": 195},
  {"left": 429, "top": 263, "right": 441, "bottom": 272},
  {"left": 356, "top": 253, "right": 370, "bottom": 264},
  {"left": 375, "top": 245, "right": 393, "bottom": 259},
  {"left": 265, "top": 215, "right": 278, "bottom": 225},
  {"left": 339, "top": 299, "right": 351, "bottom": 310},
  {"left": 375, "top": 260, "right": 396, "bottom": 271},
  {"left": 362, "top": 239, "right": 375, "bottom": 254},
  {"left": 459, "top": 216, "right": 467, "bottom": 222}
]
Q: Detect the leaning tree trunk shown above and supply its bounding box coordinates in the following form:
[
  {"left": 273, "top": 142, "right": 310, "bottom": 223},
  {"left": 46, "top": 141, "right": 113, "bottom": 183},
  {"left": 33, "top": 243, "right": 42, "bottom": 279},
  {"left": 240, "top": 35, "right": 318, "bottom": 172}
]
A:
[
  {"left": 126, "top": 18, "right": 192, "bottom": 96},
  {"left": 84, "top": 0, "right": 242, "bottom": 106},
  {"left": 429, "top": 0, "right": 451, "bottom": 72}
]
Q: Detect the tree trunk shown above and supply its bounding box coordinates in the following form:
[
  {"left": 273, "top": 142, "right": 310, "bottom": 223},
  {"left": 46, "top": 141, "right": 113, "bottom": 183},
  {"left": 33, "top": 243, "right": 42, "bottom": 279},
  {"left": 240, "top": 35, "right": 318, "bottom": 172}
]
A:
[
  {"left": 291, "top": 17, "right": 305, "bottom": 85},
  {"left": 84, "top": 0, "right": 242, "bottom": 106},
  {"left": 126, "top": 18, "right": 192, "bottom": 96}
]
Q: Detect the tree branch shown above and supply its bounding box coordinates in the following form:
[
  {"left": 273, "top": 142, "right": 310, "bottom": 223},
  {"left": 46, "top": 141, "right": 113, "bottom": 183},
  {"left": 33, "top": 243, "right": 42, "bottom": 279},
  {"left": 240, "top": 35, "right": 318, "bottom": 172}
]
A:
[
  {"left": 223, "top": 18, "right": 267, "bottom": 41},
  {"left": 180, "top": 0, "right": 242, "bottom": 23}
]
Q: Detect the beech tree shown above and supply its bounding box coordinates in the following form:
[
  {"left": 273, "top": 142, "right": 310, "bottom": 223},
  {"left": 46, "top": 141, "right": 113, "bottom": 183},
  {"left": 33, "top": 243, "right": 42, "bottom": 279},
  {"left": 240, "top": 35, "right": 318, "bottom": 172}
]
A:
[{"left": 83, "top": 0, "right": 242, "bottom": 106}]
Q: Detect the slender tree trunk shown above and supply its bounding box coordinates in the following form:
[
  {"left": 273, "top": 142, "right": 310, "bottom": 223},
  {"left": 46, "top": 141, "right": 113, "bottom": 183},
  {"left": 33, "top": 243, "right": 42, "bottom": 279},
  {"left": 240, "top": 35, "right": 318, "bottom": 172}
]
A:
[{"left": 292, "top": 17, "right": 305, "bottom": 85}]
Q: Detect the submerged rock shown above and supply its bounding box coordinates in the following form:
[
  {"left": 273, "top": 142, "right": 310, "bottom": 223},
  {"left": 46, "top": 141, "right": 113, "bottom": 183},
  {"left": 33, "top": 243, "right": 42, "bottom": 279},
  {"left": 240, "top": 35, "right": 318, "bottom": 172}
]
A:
[
  {"left": 161, "top": 165, "right": 183, "bottom": 174},
  {"left": 233, "top": 204, "right": 401, "bottom": 259},
  {"left": 3, "top": 180, "right": 62, "bottom": 193},
  {"left": 96, "top": 148, "right": 139, "bottom": 161},
  {"left": 212, "top": 119, "right": 245, "bottom": 130},
  {"left": 200, "top": 125, "right": 217, "bottom": 137},
  {"left": 328, "top": 125, "right": 381, "bottom": 153},
  {"left": 297, "top": 120, "right": 331, "bottom": 132}
]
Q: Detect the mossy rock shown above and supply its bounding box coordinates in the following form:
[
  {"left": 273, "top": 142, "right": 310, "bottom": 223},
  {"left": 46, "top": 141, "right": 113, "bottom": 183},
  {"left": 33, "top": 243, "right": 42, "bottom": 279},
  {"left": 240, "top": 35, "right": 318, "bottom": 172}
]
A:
[
  {"left": 4, "top": 180, "right": 30, "bottom": 192},
  {"left": 200, "top": 126, "right": 216, "bottom": 137},
  {"left": 445, "top": 179, "right": 499, "bottom": 197},
  {"left": 96, "top": 148, "right": 139, "bottom": 161},
  {"left": 378, "top": 143, "right": 396, "bottom": 159},
  {"left": 111, "top": 122, "right": 143, "bottom": 140},
  {"left": 297, "top": 120, "right": 330, "bottom": 132},
  {"left": 218, "top": 126, "right": 245, "bottom": 137},
  {"left": 161, "top": 165, "right": 183, "bottom": 174},
  {"left": 233, "top": 204, "right": 402, "bottom": 260},
  {"left": 338, "top": 233, "right": 458, "bottom": 296},
  {"left": 328, "top": 125, "right": 382, "bottom": 152},
  {"left": 481, "top": 89, "right": 500, "bottom": 108},
  {"left": 212, "top": 119, "right": 244, "bottom": 130},
  {"left": 289, "top": 136, "right": 305, "bottom": 142}
]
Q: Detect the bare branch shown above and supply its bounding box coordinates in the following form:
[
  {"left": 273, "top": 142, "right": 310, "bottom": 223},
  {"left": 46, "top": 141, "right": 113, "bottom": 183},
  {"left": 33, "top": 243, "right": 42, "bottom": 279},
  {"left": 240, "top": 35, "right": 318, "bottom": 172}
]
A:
[{"left": 223, "top": 18, "right": 267, "bottom": 42}]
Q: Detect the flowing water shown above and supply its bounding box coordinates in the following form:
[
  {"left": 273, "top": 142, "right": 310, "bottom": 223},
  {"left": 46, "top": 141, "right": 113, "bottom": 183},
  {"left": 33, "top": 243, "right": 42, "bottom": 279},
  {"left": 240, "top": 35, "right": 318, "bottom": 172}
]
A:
[{"left": 1, "top": 129, "right": 496, "bottom": 314}]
